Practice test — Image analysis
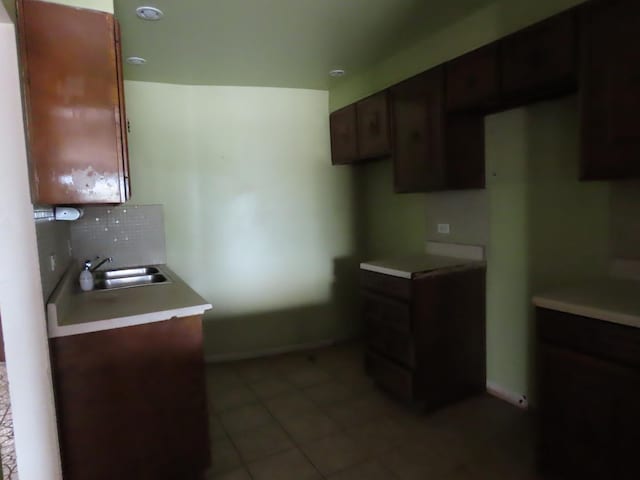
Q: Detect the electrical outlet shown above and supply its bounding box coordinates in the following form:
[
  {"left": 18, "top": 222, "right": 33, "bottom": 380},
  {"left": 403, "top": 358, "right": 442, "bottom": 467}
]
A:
[
  {"left": 437, "top": 223, "right": 450, "bottom": 234},
  {"left": 49, "top": 254, "right": 56, "bottom": 272}
]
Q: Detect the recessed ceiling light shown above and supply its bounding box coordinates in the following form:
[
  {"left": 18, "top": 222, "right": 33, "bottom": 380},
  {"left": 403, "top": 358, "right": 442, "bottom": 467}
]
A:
[
  {"left": 126, "top": 56, "right": 147, "bottom": 65},
  {"left": 136, "top": 6, "right": 164, "bottom": 21},
  {"left": 329, "top": 69, "right": 346, "bottom": 78}
]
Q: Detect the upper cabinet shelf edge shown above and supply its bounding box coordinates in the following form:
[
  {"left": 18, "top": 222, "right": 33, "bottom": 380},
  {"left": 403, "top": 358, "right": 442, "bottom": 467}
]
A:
[{"left": 17, "top": 0, "right": 131, "bottom": 205}]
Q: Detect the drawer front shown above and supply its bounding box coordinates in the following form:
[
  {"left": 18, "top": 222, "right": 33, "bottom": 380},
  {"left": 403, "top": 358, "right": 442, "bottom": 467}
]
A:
[
  {"left": 360, "top": 269, "right": 412, "bottom": 300},
  {"left": 362, "top": 292, "right": 411, "bottom": 333},
  {"left": 366, "top": 350, "right": 414, "bottom": 400},
  {"left": 366, "top": 318, "right": 415, "bottom": 368},
  {"left": 501, "top": 12, "right": 577, "bottom": 99},
  {"left": 537, "top": 308, "right": 640, "bottom": 369}
]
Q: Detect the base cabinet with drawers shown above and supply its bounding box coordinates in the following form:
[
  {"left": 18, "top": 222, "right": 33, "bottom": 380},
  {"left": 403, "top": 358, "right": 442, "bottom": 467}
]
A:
[
  {"left": 537, "top": 308, "right": 640, "bottom": 480},
  {"left": 361, "top": 266, "right": 486, "bottom": 410}
]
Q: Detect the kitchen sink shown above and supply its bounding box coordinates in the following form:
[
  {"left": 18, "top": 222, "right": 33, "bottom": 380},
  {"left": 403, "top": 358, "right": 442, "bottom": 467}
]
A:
[
  {"left": 92, "top": 266, "right": 170, "bottom": 291},
  {"left": 94, "top": 266, "right": 160, "bottom": 280}
]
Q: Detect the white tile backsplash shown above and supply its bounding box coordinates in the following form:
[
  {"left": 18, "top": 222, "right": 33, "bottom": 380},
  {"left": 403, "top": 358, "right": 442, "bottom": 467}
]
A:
[{"left": 70, "top": 205, "right": 166, "bottom": 270}]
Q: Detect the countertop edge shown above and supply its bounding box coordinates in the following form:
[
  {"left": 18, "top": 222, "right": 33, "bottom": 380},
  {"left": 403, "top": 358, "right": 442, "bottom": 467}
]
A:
[
  {"left": 47, "top": 264, "right": 213, "bottom": 338},
  {"left": 48, "top": 304, "right": 212, "bottom": 338},
  {"left": 532, "top": 296, "right": 640, "bottom": 329},
  {"left": 359, "top": 264, "right": 412, "bottom": 279}
]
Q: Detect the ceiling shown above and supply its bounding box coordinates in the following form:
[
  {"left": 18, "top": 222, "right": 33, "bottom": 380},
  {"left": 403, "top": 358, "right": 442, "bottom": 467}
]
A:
[{"left": 115, "top": 0, "right": 491, "bottom": 89}]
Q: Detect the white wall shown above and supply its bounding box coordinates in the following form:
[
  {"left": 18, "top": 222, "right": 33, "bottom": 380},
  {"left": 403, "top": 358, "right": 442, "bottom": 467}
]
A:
[
  {"left": 0, "top": 4, "right": 62, "bottom": 479},
  {"left": 124, "top": 81, "right": 360, "bottom": 358}
]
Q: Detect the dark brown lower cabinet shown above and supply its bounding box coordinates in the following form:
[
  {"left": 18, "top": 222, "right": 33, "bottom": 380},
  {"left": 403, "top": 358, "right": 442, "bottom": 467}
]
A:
[
  {"left": 537, "top": 308, "right": 640, "bottom": 480},
  {"left": 50, "top": 316, "right": 210, "bottom": 480},
  {"left": 362, "top": 267, "right": 486, "bottom": 410}
]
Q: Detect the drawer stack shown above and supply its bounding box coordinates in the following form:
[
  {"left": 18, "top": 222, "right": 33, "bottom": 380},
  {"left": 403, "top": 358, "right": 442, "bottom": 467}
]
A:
[{"left": 361, "top": 266, "right": 486, "bottom": 410}]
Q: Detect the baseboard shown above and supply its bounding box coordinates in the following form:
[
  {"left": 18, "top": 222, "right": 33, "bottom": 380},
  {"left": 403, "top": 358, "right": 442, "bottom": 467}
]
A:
[
  {"left": 205, "top": 339, "right": 338, "bottom": 363},
  {"left": 486, "top": 381, "right": 529, "bottom": 410}
]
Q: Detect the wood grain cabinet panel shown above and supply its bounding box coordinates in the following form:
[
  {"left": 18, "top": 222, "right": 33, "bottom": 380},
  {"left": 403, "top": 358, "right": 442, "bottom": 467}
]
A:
[
  {"left": 50, "top": 316, "right": 210, "bottom": 480},
  {"left": 446, "top": 44, "right": 499, "bottom": 112},
  {"left": 356, "top": 91, "right": 392, "bottom": 159},
  {"left": 501, "top": 11, "right": 578, "bottom": 104},
  {"left": 391, "top": 67, "right": 485, "bottom": 192},
  {"left": 579, "top": 0, "right": 640, "bottom": 180},
  {"left": 537, "top": 308, "right": 640, "bottom": 480},
  {"left": 17, "top": 0, "right": 130, "bottom": 204},
  {"left": 330, "top": 104, "right": 359, "bottom": 165},
  {"left": 390, "top": 68, "right": 446, "bottom": 192},
  {"left": 362, "top": 267, "right": 486, "bottom": 410}
]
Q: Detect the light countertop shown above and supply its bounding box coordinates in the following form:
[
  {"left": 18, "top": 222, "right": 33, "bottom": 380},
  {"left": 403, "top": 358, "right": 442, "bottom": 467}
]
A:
[
  {"left": 533, "top": 278, "right": 640, "bottom": 329},
  {"left": 360, "top": 254, "right": 485, "bottom": 279},
  {"left": 47, "top": 265, "right": 212, "bottom": 338}
]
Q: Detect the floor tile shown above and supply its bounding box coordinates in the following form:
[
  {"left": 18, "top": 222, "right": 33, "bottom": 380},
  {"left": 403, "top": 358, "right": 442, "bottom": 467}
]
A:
[
  {"left": 326, "top": 459, "right": 399, "bottom": 480},
  {"left": 279, "top": 409, "right": 341, "bottom": 443},
  {"left": 219, "top": 403, "right": 274, "bottom": 435},
  {"left": 286, "top": 366, "right": 332, "bottom": 388},
  {"left": 205, "top": 342, "right": 538, "bottom": 479},
  {"left": 247, "top": 448, "right": 322, "bottom": 480},
  {"left": 207, "top": 466, "right": 252, "bottom": 480},
  {"left": 324, "top": 393, "right": 392, "bottom": 428},
  {"left": 379, "top": 439, "right": 469, "bottom": 480},
  {"left": 209, "top": 437, "right": 242, "bottom": 475},
  {"left": 206, "top": 365, "right": 244, "bottom": 390},
  {"left": 230, "top": 423, "right": 294, "bottom": 462},
  {"left": 208, "top": 415, "right": 228, "bottom": 441},
  {"left": 263, "top": 391, "right": 318, "bottom": 419},
  {"left": 300, "top": 432, "right": 370, "bottom": 476},
  {"left": 235, "top": 358, "right": 282, "bottom": 383},
  {"left": 302, "top": 380, "right": 358, "bottom": 406},
  {"left": 210, "top": 384, "right": 258, "bottom": 413},
  {"left": 249, "top": 377, "right": 295, "bottom": 399},
  {"left": 345, "top": 417, "right": 407, "bottom": 455}
]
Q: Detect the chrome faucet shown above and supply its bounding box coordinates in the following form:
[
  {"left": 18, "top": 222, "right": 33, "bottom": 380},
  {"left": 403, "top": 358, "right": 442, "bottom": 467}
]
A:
[{"left": 85, "top": 256, "right": 113, "bottom": 272}]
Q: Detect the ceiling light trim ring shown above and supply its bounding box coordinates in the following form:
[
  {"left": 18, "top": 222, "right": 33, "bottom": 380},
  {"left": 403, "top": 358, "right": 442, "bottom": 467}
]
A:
[{"left": 136, "top": 6, "right": 164, "bottom": 21}]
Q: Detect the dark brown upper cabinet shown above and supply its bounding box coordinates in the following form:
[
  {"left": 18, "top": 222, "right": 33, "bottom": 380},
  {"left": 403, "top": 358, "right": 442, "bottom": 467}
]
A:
[
  {"left": 445, "top": 44, "right": 499, "bottom": 112},
  {"left": 356, "top": 91, "right": 392, "bottom": 160},
  {"left": 501, "top": 11, "right": 578, "bottom": 105},
  {"left": 330, "top": 104, "right": 359, "bottom": 165},
  {"left": 391, "top": 67, "right": 485, "bottom": 193},
  {"left": 17, "top": 0, "right": 130, "bottom": 205},
  {"left": 330, "top": 92, "right": 391, "bottom": 165},
  {"left": 579, "top": 0, "right": 640, "bottom": 180}
]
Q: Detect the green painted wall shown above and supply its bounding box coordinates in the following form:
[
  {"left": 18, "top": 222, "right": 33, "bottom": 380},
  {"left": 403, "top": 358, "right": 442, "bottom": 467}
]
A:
[
  {"left": 124, "top": 81, "right": 362, "bottom": 358},
  {"left": 485, "top": 97, "right": 609, "bottom": 400},
  {"left": 328, "top": 0, "right": 610, "bottom": 399}
]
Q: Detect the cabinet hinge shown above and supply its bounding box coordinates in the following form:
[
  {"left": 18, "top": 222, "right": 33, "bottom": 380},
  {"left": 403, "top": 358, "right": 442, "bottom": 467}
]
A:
[{"left": 127, "top": 120, "right": 131, "bottom": 133}]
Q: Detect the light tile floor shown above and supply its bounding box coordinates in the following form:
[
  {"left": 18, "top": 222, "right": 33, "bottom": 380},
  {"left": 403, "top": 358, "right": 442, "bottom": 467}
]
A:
[{"left": 205, "top": 342, "right": 540, "bottom": 480}]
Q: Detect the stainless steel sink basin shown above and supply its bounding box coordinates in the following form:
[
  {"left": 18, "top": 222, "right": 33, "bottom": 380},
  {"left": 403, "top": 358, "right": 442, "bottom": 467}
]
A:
[
  {"left": 94, "top": 273, "right": 169, "bottom": 291},
  {"left": 94, "top": 266, "right": 160, "bottom": 280}
]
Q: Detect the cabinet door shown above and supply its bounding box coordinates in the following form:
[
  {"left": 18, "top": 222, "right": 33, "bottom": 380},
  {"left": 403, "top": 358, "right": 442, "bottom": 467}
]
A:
[
  {"left": 50, "top": 316, "right": 210, "bottom": 480},
  {"left": 538, "top": 345, "right": 623, "bottom": 479},
  {"left": 580, "top": 0, "right": 640, "bottom": 180},
  {"left": 501, "top": 11, "right": 578, "bottom": 104},
  {"left": 18, "top": 0, "right": 129, "bottom": 204},
  {"left": 445, "top": 44, "right": 499, "bottom": 112},
  {"left": 330, "top": 104, "right": 358, "bottom": 165},
  {"left": 390, "top": 67, "right": 446, "bottom": 192},
  {"left": 356, "top": 91, "right": 391, "bottom": 159}
]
